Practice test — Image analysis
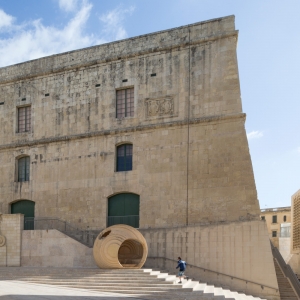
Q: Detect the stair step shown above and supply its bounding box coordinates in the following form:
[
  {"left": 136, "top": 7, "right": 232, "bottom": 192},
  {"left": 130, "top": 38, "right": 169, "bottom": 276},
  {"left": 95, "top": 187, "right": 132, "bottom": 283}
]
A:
[{"left": 0, "top": 267, "right": 269, "bottom": 300}]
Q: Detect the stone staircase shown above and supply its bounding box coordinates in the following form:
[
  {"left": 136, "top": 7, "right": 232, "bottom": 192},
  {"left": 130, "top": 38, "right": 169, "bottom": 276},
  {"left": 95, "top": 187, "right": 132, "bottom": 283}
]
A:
[
  {"left": 273, "top": 258, "right": 298, "bottom": 300},
  {"left": 0, "top": 267, "right": 268, "bottom": 300}
]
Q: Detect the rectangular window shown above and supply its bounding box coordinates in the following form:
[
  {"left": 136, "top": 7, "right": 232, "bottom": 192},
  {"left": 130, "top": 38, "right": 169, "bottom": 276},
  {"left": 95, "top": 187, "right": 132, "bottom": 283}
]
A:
[
  {"left": 18, "top": 156, "right": 30, "bottom": 182},
  {"left": 272, "top": 231, "right": 277, "bottom": 237},
  {"left": 116, "top": 88, "right": 134, "bottom": 118},
  {"left": 117, "top": 144, "right": 133, "bottom": 172},
  {"left": 261, "top": 216, "right": 265, "bottom": 221},
  {"left": 18, "top": 106, "right": 31, "bottom": 133},
  {"left": 272, "top": 215, "right": 277, "bottom": 223}
]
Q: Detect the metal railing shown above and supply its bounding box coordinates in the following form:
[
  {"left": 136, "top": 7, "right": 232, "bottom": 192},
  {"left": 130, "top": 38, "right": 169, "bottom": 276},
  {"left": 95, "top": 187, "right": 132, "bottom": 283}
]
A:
[
  {"left": 147, "top": 256, "right": 278, "bottom": 291},
  {"left": 24, "top": 217, "right": 100, "bottom": 248},
  {"left": 107, "top": 215, "right": 139, "bottom": 228},
  {"left": 271, "top": 241, "right": 300, "bottom": 298}
]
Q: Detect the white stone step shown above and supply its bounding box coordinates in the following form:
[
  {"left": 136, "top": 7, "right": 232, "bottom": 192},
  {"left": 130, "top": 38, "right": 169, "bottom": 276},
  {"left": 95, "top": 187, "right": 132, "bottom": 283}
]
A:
[
  {"left": 214, "top": 287, "right": 224, "bottom": 296},
  {"left": 222, "top": 289, "right": 236, "bottom": 299},
  {"left": 230, "top": 291, "right": 249, "bottom": 300},
  {"left": 191, "top": 282, "right": 207, "bottom": 292},
  {"left": 0, "top": 267, "right": 268, "bottom": 300},
  {"left": 204, "top": 285, "right": 215, "bottom": 295}
]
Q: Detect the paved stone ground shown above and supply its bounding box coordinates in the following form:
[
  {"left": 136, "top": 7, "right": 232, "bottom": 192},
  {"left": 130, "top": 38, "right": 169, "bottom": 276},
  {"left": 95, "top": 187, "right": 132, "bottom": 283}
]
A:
[
  {"left": 0, "top": 281, "right": 145, "bottom": 300},
  {"left": 0, "top": 280, "right": 215, "bottom": 300}
]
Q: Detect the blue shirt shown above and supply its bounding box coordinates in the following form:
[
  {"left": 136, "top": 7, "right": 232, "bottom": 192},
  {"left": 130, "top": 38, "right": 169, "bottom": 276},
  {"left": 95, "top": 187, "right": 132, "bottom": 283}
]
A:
[{"left": 176, "top": 260, "right": 187, "bottom": 271}]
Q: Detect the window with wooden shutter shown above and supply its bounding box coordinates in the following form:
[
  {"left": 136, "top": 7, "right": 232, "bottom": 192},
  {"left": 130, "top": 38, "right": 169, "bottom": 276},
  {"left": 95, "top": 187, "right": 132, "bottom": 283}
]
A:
[
  {"left": 116, "top": 88, "right": 134, "bottom": 118},
  {"left": 116, "top": 144, "right": 133, "bottom": 172},
  {"left": 18, "top": 156, "right": 30, "bottom": 182},
  {"left": 18, "top": 106, "right": 31, "bottom": 132}
]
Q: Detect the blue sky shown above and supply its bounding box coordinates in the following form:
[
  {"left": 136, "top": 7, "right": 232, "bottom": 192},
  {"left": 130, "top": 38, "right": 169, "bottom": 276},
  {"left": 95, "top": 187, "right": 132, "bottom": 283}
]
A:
[{"left": 0, "top": 0, "right": 299, "bottom": 209}]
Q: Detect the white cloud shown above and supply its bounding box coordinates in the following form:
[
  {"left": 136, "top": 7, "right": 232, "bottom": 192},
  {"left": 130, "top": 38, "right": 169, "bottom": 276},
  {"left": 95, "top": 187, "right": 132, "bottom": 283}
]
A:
[
  {"left": 58, "top": 0, "right": 79, "bottom": 12},
  {"left": 99, "top": 5, "right": 135, "bottom": 41},
  {"left": 0, "top": 1, "right": 98, "bottom": 67},
  {"left": 247, "top": 130, "right": 264, "bottom": 140},
  {"left": 0, "top": 1, "right": 134, "bottom": 68},
  {"left": 0, "top": 9, "right": 14, "bottom": 29}
]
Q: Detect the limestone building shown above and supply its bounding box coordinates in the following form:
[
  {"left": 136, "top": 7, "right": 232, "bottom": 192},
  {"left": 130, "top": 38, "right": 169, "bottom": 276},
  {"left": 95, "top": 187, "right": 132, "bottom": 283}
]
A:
[
  {"left": 0, "top": 15, "right": 260, "bottom": 231},
  {"left": 0, "top": 16, "right": 284, "bottom": 299},
  {"left": 260, "top": 206, "right": 291, "bottom": 248}
]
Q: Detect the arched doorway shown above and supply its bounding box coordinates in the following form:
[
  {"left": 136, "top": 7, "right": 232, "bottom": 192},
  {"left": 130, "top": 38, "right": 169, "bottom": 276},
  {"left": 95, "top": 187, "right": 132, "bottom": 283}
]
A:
[
  {"left": 108, "top": 193, "right": 139, "bottom": 228},
  {"left": 11, "top": 200, "right": 35, "bottom": 230}
]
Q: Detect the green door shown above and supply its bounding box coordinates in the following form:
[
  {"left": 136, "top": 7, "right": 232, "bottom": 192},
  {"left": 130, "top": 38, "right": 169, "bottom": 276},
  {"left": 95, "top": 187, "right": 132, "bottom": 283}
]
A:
[
  {"left": 108, "top": 193, "right": 139, "bottom": 228},
  {"left": 11, "top": 200, "right": 35, "bottom": 230}
]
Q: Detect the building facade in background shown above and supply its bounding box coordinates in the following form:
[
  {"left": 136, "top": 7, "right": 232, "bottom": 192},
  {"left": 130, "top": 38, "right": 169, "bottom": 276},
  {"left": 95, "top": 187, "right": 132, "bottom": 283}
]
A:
[
  {"left": 0, "top": 16, "right": 282, "bottom": 299},
  {"left": 260, "top": 206, "right": 291, "bottom": 248},
  {"left": 0, "top": 15, "right": 260, "bottom": 231}
]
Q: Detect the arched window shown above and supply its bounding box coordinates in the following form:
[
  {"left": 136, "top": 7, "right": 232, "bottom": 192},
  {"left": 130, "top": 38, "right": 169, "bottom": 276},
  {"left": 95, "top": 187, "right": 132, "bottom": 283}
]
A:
[
  {"left": 283, "top": 215, "right": 287, "bottom": 222},
  {"left": 116, "top": 144, "right": 132, "bottom": 172},
  {"left": 17, "top": 156, "right": 30, "bottom": 182}
]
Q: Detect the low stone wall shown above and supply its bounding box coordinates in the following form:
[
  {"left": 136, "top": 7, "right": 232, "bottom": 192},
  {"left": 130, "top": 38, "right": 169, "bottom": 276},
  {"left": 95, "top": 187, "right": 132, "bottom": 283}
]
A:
[
  {"left": 21, "top": 230, "right": 95, "bottom": 268},
  {"left": 0, "top": 214, "right": 23, "bottom": 267},
  {"left": 140, "top": 220, "right": 279, "bottom": 300}
]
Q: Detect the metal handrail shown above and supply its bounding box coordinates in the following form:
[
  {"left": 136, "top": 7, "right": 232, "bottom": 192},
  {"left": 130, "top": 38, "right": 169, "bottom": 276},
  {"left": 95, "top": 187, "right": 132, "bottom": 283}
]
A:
[
  {"left": 270, "top": 242, "right": 300, "bottom": 298},
  {"left": 24, "top": 217, "right": 100, "bottom": 248},
  {"left": 107, "top": 215, "right": 139, "bottom": 228},
  {"left": 147, "top": 256, "right": 278, "bottom": 291}
]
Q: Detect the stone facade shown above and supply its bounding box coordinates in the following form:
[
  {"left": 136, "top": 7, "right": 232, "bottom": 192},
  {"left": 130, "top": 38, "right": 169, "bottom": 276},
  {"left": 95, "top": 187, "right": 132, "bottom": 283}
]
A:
[
  {"left": 0, "top": 15, "right": 260, "bottom": 230},
  {"left": 0, "top": 214, "right": 23, "bottom": 266},
  {"left": 292, "top": 190, "right": 300, "bottom": 253}
]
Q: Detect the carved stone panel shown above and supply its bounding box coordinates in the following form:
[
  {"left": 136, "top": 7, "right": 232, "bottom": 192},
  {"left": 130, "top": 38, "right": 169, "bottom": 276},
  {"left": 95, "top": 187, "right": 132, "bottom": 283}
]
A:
[{"left": 145, "top": 96, "right": 174, "bottom": 118}]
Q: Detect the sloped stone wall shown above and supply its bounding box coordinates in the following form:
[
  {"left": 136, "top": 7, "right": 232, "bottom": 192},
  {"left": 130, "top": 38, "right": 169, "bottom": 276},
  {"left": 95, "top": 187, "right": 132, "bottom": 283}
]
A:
[
  {"left": 21, "top": 229, "right": 95, "bottom": 268},
  {"left": 140, "top": 220, "right": 279, "bottom": 300}
]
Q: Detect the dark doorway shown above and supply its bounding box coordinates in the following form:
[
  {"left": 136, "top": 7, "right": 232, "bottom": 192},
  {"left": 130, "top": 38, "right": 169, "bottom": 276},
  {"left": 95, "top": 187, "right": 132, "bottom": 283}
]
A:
[
  {"left": 108, "top": 193, "right": 139, "bottom": 228},
  {"left": 11, "top": 200, "right": 35, "bottom": 230},
  {"left": 118, "top": 239, "right": 143, "bottom": 267}
]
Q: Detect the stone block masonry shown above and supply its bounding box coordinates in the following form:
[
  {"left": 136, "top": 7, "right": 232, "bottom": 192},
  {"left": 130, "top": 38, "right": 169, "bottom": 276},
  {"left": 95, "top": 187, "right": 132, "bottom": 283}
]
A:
[
  {"left": 0, "top": 15, "right": 260, "bottom": 230},
  {"left": 0, "top": 214, "right": 23, "bottom": 266},
  {"left": 140, "top": 220, "right": 279, "bottom": 300},
  {"left": 21, "top": 230, "right": 94, "bottom": 268}
]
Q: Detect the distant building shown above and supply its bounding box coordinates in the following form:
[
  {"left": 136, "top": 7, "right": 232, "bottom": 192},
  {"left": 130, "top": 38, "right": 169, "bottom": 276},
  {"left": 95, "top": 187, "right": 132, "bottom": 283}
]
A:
[{"left": 260, "top": 206, "right": 291, "bottom": 248}]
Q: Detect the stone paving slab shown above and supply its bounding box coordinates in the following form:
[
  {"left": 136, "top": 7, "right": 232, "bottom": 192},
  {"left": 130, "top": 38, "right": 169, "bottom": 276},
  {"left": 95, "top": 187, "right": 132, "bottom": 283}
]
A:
[
  {"left": 0, "top": 281, "right": 145, "bottom": 300},
  {"left": 0, "top": 280, "right": 217, "bottom": 300}
]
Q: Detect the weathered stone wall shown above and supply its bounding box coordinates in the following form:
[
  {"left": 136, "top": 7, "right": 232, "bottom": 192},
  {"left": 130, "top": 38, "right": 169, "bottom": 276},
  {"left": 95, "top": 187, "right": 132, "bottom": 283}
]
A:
[
  {"left": 0, "top": 15, "right": 260, "bottom": 229},
  {"left": 21, "top": 230, "right": 95, "bottom": 268},
  {"left": 0, "top": 214, "right": 23, "bottom": 266},
  {"left": 0, "top": 118, "right": 258, "bottom": 229},
  {"left": 140, "top": 220, "right": 279, "bottom": 300}
]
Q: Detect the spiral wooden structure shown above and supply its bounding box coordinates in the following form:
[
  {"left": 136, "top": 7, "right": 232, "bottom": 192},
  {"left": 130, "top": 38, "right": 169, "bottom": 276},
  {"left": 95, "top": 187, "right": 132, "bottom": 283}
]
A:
[{"left": 93, "top": 224, "right": 148, "bottom": 269}]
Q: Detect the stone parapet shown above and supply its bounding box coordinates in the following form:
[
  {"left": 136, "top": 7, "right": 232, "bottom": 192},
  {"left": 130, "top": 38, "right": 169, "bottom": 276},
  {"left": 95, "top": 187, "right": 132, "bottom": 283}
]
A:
[{"left": 0, "top": 16, "right": 236, "bottom": 84}]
